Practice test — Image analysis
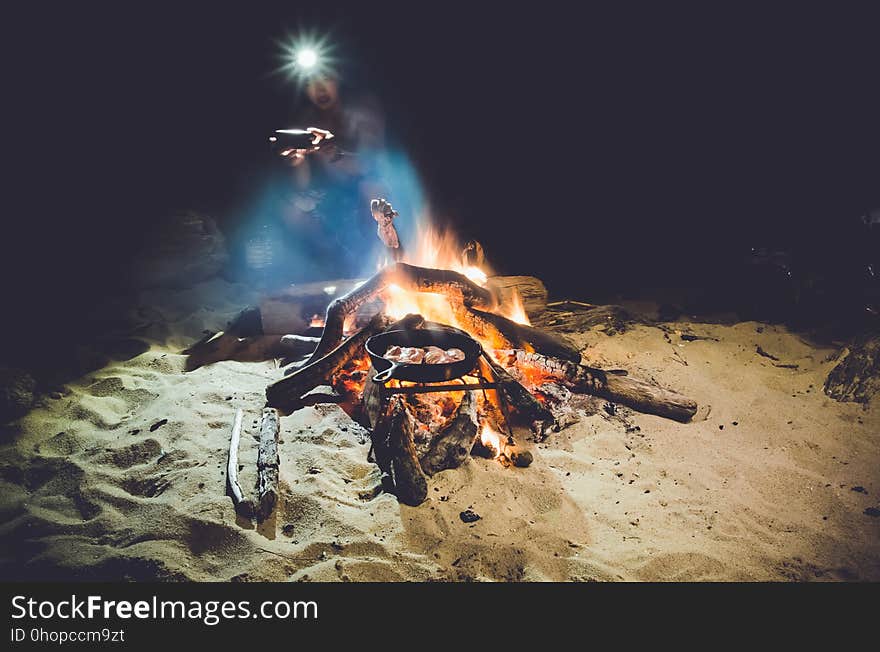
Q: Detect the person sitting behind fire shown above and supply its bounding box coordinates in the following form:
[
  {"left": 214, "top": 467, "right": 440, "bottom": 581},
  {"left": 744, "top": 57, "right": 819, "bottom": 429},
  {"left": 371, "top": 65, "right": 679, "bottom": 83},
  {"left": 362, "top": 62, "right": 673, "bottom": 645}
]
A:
[{"left": 279, "top": 71, "right": 394, "bottom": 277}]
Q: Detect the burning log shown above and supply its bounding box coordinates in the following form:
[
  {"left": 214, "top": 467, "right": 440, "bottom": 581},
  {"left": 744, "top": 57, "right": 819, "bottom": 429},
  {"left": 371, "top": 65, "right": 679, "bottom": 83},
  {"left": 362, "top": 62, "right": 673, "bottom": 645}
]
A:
[
  {"left": 226, "top": 408, "right": 254, "bottom": 518},
  {"left": 500, "top": 349, "right": 698, "bottom": 422},
  {"left": 256, "top": 408, "right": 281, "bottom": 521},
  {"left": 420, "top": 390, "right": 480, "bottom": 476},
  {"left": 480, "top": 356, "right": 556, "bottom": 437},
  {"left": 266, "top": 313, "right": 390, "bottom": 412},
  {"left": 465, "top": 308, "right": 581, "bottom": 363},
  {"left": 305, "top": 263, "right": 498, "bottom": 364},
  {"left": 375, "top": 396, "right": 429, "bottom": 506}
]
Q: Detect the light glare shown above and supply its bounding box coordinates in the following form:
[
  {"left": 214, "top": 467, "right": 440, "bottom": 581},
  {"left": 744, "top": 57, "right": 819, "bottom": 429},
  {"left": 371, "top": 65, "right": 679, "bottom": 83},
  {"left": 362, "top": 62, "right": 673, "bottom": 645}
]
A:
[
  {"left": 297, "top": 48, "right": 318, "bottom": 69},
  {"left": 276, "top": 31, "right": 335, "bottom": 84}
]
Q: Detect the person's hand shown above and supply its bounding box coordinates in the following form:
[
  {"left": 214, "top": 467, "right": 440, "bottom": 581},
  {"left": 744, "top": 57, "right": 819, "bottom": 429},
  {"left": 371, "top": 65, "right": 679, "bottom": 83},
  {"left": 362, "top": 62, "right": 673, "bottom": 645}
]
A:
[
  {"left": 283, "top": 128, "right": 335, "bottom": 166},
  {"left": 306, "top": 127, "right": 334, "bottom": 146},
  {"left": 371, "top": 198, "right": 398, "bottom": 222}
]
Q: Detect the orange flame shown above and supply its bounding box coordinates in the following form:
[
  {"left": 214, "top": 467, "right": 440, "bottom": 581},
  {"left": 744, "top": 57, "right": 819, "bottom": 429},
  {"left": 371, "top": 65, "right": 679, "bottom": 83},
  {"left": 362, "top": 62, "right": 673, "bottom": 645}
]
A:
[
  {"left": 501, "top": 288, "right": 530, "bottom": 325},
  {"left": 380, "top": 223, "right": 526, "bottom": 340},
  {"left": 479, "top": 423, "right": 505, "bottom": 459}
]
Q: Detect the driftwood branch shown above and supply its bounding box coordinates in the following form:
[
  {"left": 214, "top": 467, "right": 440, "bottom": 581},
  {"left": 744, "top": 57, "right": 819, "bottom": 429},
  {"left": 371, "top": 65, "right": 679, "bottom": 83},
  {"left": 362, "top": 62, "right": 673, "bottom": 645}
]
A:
[
  {"left": 226, "top": 408, "right": 254, "bottom": 518},
  {"left": 825, "top": 333, "right": 880, "bottom": 404},
  {"left": 279, "top": 334, "right": 321, "bottom": 355},
  {"left": 305, "top": 263, "right": 498, "bottom": 364},
  {"left": 256, "top": 408, "right": 281, "bottom": 521},
  {"left": 533, "top": 302, "right": 634, "bottom": 335},
  {"left": 420, "top": 390, "right": 480, "bottom": 476},
  {"left": 500, "top": 349, "right": 698, "bottom": 422},
  {"left": 600, "top": 373, "right": 698, "bottom": 422},
  {"left": 185, "top": 334, "right": 291, "bottom": 371}
]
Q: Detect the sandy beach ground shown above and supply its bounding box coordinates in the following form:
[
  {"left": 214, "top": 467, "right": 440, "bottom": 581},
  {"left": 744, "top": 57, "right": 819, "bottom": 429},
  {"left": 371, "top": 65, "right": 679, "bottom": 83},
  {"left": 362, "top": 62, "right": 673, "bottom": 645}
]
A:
[{"left": 1, "top": 279, "right": 878, "bottom": 581}]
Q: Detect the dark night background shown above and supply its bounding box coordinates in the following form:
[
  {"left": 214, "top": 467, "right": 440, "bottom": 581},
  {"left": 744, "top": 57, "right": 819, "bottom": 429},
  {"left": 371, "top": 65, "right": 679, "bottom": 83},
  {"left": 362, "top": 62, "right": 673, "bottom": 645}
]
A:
[{"left": 5, "top": 3, "right": 880, "bottom": 343}]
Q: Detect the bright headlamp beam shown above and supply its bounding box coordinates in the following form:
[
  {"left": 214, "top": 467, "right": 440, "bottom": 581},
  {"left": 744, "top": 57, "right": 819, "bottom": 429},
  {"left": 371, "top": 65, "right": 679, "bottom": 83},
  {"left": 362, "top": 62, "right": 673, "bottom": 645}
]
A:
[{"left": 296, "top": 48, "right": 318, "bottom": 69}]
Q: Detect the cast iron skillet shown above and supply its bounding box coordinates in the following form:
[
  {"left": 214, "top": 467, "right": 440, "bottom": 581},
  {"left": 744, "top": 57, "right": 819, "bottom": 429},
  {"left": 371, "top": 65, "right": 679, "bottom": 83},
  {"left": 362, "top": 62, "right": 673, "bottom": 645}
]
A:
[{"left": 366, "top": 328, "right": 483, "bottom": 384}]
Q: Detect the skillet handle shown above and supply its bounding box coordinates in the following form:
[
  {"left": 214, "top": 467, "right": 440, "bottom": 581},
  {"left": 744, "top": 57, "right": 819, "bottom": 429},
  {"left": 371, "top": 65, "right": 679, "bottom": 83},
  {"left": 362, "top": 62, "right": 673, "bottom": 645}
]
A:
[{"left": 372, "top": 363, "right": 401, "bottom": 384}]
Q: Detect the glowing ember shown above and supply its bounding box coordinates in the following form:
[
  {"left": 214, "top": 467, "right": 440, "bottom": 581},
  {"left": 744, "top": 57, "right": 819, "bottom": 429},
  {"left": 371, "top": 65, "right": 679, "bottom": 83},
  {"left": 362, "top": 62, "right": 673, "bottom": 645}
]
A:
[{"left": 310, "top": 314, "right": 325, "bottom": 328}]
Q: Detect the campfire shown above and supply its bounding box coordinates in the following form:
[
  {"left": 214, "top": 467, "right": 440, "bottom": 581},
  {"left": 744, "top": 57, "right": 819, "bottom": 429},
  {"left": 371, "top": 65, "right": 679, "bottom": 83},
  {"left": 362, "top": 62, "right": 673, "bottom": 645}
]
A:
[
  {"left": 185, "top": 200, "right": 697, "bottom": 515},
  {"left": 252, "top": 213, "right": 698, "bottom": 508}
]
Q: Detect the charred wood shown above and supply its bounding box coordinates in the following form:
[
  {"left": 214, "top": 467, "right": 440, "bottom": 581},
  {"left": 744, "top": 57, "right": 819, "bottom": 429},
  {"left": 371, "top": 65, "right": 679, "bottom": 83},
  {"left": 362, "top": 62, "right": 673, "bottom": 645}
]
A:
[
  {"left": 467, "top": 308, "right": 581, "bottom": 362},
  {"left": 480, "top": 356, "right": 556, "bottom": 438},
  {"left": 500, "top": 349, "right": 698, "bottom": 422},
  {"left": 420, "top": 390, "right": 480, "bottom": 476},
  {"left": 375, "top": 397, "right": 428, "bottom": 506},
  {"left": 266, "top": 314, "right": 389, "bottom": 412}
]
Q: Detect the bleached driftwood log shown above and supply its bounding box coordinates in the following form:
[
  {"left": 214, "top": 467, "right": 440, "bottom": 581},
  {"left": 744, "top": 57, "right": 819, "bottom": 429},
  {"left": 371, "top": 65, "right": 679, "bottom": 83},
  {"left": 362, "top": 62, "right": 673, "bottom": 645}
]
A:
[
  {"left": 256, "top": 408, "right": 281, "bottom": 521},
  {"left": 226, "top": 408, "right": 254, "bottom": 518},
  {"left": 279, "top": 334, "right": 321, "bottom": 355},
  {"left": 824, "top": 334, "right": 880, "bottom": 404},
  {"left": 184, "top": 334, "right": 292, "bottom": 371},
  {"left": 532, "top": 301, "right": 634, "bottom": 335}
]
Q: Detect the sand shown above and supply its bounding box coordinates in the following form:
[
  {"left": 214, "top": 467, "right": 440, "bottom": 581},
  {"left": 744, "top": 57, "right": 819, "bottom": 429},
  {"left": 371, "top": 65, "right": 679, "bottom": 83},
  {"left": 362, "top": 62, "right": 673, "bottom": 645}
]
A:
[{"left": 1, "top": 279, "right": 878, "bottom": 581}]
